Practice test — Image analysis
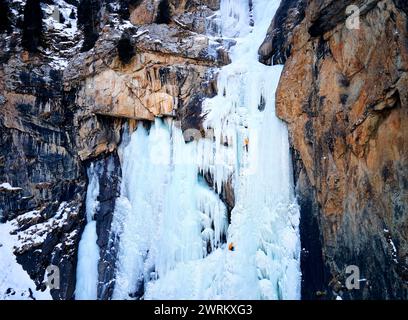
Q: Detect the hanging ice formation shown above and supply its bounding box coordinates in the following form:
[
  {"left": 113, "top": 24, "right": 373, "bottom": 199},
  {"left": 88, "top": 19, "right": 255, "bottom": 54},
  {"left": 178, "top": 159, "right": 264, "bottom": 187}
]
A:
[
  {"left": 76, "top": 0, "right": 301, "bottom": 300},
  {"left": 75, "top": 163, "right": 101, "bottom": 300}
]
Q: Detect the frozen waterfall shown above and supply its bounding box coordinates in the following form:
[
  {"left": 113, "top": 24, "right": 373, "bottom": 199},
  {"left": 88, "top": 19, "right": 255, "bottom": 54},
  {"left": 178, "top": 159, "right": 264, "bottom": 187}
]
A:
[
  {"left": 75, "top": 163, "right": 101, "bottom": 300},
  {"left": 76, "top": 0, "right": 301, "bottom": 300}
]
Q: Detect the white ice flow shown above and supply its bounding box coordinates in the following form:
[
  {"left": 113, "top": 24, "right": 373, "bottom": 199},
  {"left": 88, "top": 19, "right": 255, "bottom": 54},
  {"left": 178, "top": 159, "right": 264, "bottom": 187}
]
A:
[
  {"left": 110, "top": 121, "right": 229, "bottom": 299},
  {"left": 109, "top": 0, "right": 301, "bottom": 300},
  {"left": 75, "top": 163, "right": 101, "bottom": 300}
]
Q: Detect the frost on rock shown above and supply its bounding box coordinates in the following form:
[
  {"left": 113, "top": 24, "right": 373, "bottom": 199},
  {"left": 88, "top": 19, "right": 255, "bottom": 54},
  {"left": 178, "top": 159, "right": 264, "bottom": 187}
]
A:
[{"left": 12, "top": 202, "right": 80, "bottom": 255}]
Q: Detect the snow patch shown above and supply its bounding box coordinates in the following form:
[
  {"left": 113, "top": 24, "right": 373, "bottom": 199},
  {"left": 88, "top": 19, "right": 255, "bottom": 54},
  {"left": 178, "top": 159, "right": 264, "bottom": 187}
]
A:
[
  {"left": 0, "top": 183, "right": 22, "bottom": 191},
  {"left": 0, "top": 222, "right": 51, "bottom": 300}
]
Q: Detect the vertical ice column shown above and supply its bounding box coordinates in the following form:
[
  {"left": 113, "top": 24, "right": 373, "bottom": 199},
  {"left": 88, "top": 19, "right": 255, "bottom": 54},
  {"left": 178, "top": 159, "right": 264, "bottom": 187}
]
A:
[
  {"left": 199, "top": 0, "right": 302, "bottom": 299},
  {"left": 75, "top": 163, "right": 101, "bottom": 300},
  {"left": 111, "top": 122, "right": 174, "bottom": 299},
  {"left": 111, "top": 120, "right": 229, "bottom": 300}
]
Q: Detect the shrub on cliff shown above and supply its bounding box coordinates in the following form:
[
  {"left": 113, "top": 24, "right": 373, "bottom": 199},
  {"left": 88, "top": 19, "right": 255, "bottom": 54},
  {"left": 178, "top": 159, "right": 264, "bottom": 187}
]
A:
[
  {"left": 78, "top": 0, "right": 101, "bottom": 52},
  {"left": 117, "top": 0, "right": 144, "bottom": 19},
  {"left": 117, "top": 35, "right": 135, "bottom": 64},
  {"left": 22, "top": 0, "right": 44, "bottom": 52},
  {"left": 0, "top": 0, "right": 11, "bottom": 33},
  {"left": 156, "top": 0, "right": 171, "bottom": 24}
]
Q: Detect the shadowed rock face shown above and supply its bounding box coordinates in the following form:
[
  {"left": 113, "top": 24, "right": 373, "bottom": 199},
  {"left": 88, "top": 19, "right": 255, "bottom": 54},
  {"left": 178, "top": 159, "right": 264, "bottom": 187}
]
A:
[
  {"left": 307, "top": 0, "right": 379, "bottom": 37},
  {"left": 260, "top": 0, "right": 408, "bottom": 299},
  {"left": 258, "top": 0, "right": 307, "bottom": 65}
]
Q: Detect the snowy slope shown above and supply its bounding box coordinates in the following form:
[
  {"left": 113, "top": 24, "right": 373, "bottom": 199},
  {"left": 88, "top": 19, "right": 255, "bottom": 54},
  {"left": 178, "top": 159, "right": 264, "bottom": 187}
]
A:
[{"left": 0, "top": 222, "right": 51, "bottom": 300}]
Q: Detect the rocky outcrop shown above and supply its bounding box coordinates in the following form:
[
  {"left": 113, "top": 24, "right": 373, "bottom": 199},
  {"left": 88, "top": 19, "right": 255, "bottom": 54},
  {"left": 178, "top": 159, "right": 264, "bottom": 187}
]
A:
[
  {"left": 261, "top": 0, "right": 408, "bottom": 299},
  {"left": 63, "top": 1, "right": 224, "bottom": 161},
  {"left": 258, "top": 0, "right": 306, "bottom": 65}
]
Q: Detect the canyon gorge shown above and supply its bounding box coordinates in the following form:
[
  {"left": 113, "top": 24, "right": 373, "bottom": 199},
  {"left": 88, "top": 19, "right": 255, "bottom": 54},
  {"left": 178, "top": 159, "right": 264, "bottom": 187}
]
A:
[{"left": 0, "top": 0, "right": 407, "bottom": 300}]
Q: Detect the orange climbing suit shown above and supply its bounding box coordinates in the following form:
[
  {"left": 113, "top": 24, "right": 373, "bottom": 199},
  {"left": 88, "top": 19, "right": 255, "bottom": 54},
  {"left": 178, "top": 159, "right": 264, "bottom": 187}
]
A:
[{"left": 244, "top": 138, "right": 249, "bottom": 152}]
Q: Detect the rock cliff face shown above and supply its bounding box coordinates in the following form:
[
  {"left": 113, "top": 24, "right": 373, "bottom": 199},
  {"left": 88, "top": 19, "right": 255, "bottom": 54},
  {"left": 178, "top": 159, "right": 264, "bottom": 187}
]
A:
[{"left": 260, "top": 0, "right": 408, "bottom": 299}]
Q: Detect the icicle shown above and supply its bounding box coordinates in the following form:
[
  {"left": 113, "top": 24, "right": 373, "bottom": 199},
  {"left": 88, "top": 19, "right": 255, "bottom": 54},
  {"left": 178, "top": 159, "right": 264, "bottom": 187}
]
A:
[{"left": 196, "top": 181, "right": 228, "bottom": 250}]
